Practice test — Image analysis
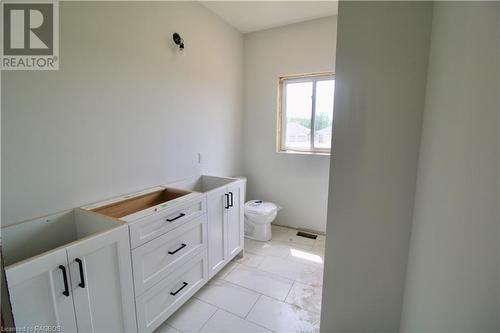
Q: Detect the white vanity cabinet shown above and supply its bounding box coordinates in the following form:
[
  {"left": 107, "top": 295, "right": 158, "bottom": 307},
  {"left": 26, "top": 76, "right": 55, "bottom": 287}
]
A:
[
  {"left": 81, "top": 186, "right": 209, "bottom": 333},
  {"left": 206, "top": 180, "right": 245, "bottom": 277},
  {"left": 2, "top": 209, "right": 137, "bottom": 333},
  {"left": 66, "top": 226, "right": 136, "bottom": 333},
  {"left": 169, "top": 176, "right": 246, "bottom": 278},
  {"left": 5, "top": 247, "right": 78, "bottom": 332},
  {"left": 226, "top": 180, "right": 245, "bottom": 259},
  {"left": 206, "top": 186, "right": 231, "bottom": 276},
  {"left": 3, "top": 176, "right": 244, "bottom": 333}
]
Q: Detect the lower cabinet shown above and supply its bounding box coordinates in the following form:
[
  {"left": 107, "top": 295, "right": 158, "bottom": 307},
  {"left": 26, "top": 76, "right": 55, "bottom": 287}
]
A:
[
  {"left": 207, "top": 186, "right": 230, "bottom": 277},
  {"left": 5, "top": 176, "right": 244, "bottom": 333},
  {"left": 227, "top": 181, "right": 245, "bottom": 259},
  {"left": 6, "top": 248, "right": 79, "bottom": 332},
  {"left": 5, "top": 225, "right": 137, "bottom": 333},
  {"left": 207, "top": 179, "right": 245, "bottom": 278},
  {"left": 66, "top": 226, "right": 137, "bottom": 332},
  {"left": 135, "top": 251, "right": 208, "bottom": 332},
  {"left": 131, "top": 215, "right": 207, "bottom": 296}
]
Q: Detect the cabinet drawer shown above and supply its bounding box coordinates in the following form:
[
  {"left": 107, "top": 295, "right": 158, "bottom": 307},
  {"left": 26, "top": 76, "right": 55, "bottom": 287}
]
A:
[
  {"left": 135, "top": 252, "right": 208, "bottom": 333},
  {"left": 132, "top": 215, "right": 207, "bottom": 296},
  {"left": 129, "top": 196, "right": 206, "bottom": 248}
]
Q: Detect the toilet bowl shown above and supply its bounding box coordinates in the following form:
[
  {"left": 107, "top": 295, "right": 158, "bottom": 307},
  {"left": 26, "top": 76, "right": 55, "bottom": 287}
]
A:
[{"left": 244, "top": 200, "right": 279, "bottom": 242}]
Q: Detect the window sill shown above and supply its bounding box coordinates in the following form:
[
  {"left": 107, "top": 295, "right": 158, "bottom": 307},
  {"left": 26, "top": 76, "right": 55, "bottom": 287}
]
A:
[{"left": 277, "top": 150, "right": 331, "bottom": 156}]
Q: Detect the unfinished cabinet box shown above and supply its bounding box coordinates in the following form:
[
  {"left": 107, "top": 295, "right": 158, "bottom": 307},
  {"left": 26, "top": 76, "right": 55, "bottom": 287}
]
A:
[
  {"left": 2, "top": 209, "right": 136, "bottom": 333},
  {"left": 81, "top": 186, "right": 209, "bottom": 333},
  {"left": 82, "top": 187, "right": 205, "bottom": 248}
]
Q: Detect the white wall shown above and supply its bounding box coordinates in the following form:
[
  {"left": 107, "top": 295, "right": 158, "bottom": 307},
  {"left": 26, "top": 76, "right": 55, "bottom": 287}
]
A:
[
  {"left": 243, "top": 16, "right": 337, "bottom": 233},
  {"left": 1, "top": 2, "right": 243, "bottom": 226},
  {"left": 498, "top": 4, "right": 500, "bottom": 321},
  {"left": 320, "top": 2, "right": 433, "bottom": 331},
  {"left": 401, "top": 2, "right": 500, "bottom": 331}
]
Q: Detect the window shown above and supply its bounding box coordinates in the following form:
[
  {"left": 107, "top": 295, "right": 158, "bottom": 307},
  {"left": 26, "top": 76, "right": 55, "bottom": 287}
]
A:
[{"left": 277, "top": 73, "right": 335, "bottom": 154}]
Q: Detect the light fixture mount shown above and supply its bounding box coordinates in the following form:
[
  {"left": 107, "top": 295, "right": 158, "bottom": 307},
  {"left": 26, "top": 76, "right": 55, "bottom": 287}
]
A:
[{"left": 173, "top": 32, "right": 184, "bottom": 50}]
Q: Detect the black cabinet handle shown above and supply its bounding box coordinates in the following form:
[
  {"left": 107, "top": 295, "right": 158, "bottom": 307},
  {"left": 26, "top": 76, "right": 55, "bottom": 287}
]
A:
[
  {"left": 229, "top": 192, "right": 234, "bottom": 207},
  {"left": 166, "top": 213, "right": 185, "bottom": 222},
  {"left": 224, "top": 193, "right": 229, "bottom": 209},
  {"left": 168, "top": 243, "right": 187, "bottom": 255},
  {"left": 75, "top": 258, "right": 85, "bottom": 288},
  {"left": 170, "top": 282, "right": 188, "bottom": 296},
  {"left": 59, "top": 265, "right": 70, "bottom": 297}
]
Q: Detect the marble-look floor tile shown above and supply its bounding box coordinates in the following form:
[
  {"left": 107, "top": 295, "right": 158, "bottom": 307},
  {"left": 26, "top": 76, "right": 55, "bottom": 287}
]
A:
[
  {"left": 236, "top": 252, "right": 265, "bottom": 268},
  {"left": 312, "top": 237, "right": 326, "bottom": 253},
  {"left": 270, "top": 225, "right": 292, "bottom": 241},
  {"left": 271, "top": 239, "right": 316, "bottom": 252},
  {"left": 213, "top": 261, "right": 238, "bottom": 280},
  {"left": 286, "top": 246, "right": 324, "bottom": 268},
  {"left": 315, "top": 235, "right": 326, "bottom": 245},
  {"left": 296, "top": 267, "right": 323, "bottom": 288},
  {"left": 244, "top": 238, "right": 290, "bottom": 258},
  {"left": 167, "top": 298, "right": 217, "bottom": 333},
  {"left": 195, "top": 279, "right": 260, "bottom": 318},
  {"left": 272, "top": 226, "right": 317, "bottom": 246},
  {"left": 258, "top": 256, "right": 323, "bottom": 287},
  {"left": 245, "top": 238, "right": 314, "bottom": 259},
  {"left": 247, "top": 295, "right": 320, "bottom": 333},
  {"left": 153, "top": 323, "right": 181, "bottom": 333},
  {"left": 224, "top": 264, "right": 293, "bottom": 301},
  {"left": 285, "top": 281, "right": 323, "bottom": 314},
  {"left": 200, "top": 309, "right": 270, "bottom": 333},
  {"left": 271, "top": 224, "right": 290, "bottom": 233}
]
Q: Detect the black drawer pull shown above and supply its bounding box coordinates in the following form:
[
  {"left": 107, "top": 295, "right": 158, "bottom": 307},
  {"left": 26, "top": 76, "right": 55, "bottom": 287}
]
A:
[
  {"left": 229, "top": 192, "right": 234, "bottom": 207},
  {"left": 225, "top": 193, "right": 229, "bottom": 209},
  {"left": 75, "top": 258, "right": 85, "bottom": 288},
  {"left": 59, "top": 265, "right": 70, "bottom": 297},
  {"left": 170, "top": 282, "right": 188, "bottom": 296},
  {"left": 166, "top": 213, "right": 185, "bottom": 222},
  {"left": 168, "top": 243, "right": 187, "bottom": 255}
]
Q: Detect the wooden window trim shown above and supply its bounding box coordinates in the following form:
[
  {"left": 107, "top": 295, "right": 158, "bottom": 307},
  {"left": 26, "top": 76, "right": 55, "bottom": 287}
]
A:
[{"left": 276, "top": 72, "right": 335, "bottom": 155}]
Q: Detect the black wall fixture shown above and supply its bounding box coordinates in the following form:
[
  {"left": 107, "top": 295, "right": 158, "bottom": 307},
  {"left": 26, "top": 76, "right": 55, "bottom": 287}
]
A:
[{"left": 173, "top": 32, "right": 184, "bottom": 50}]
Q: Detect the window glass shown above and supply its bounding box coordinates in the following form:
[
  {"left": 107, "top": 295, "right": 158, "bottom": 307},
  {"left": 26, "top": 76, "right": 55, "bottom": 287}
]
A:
[
  {"left": 285, "top": 82, "right": 312, "bottom": 150},
  {"left": 314, "top": 80, "right": 335, "bottom": 150}
]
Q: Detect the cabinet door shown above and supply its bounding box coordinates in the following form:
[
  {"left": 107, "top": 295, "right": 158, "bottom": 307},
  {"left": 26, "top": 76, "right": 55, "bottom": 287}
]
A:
[
  {"left": 5, "top": 248, "right": 78, "bottom": 332},
  {"left": 206, "top": 186, "right": 229, "bottom": 278},
  {"left": 66, "top": 225, "right": 137, "bottom": 332},
  {"left": 227, "top": 181, "right": 245, "bottom": 260}
]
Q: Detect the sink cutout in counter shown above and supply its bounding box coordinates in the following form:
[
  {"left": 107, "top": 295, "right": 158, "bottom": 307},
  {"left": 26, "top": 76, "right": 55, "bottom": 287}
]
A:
[
  {"left": 2, "top": 209, "right": 122, "bottom": 267},
  {"left": 91, "top": 188, "right": 191, "bottom": 218},
  {"left": 169, "top": 175, "right": 237, "bottom": 193}
]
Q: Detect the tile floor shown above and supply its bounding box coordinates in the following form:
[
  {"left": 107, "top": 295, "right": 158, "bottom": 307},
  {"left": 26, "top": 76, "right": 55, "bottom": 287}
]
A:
[{"left": 155, "top": 225, "right": 325, "bottom": 333}]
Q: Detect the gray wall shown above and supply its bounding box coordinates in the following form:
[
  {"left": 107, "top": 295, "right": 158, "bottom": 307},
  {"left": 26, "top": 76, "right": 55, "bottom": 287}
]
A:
[
  {"left": 243, "top": 16, "right": 337, "bottom": 233},
  {"left": 1, "top": 2, "right": 244, "bottom": 225},
  {"left": 401, "top": 2, "right": 500, "bottom": 331},
  {"left": 320, "top": 2, "right": 433, "bottom": 331}
]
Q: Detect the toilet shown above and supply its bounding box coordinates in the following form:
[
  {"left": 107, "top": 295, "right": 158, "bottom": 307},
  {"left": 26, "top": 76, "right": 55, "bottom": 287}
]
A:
[{"left": 244, "top": 200, "right": 279, "bottom": 241}]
